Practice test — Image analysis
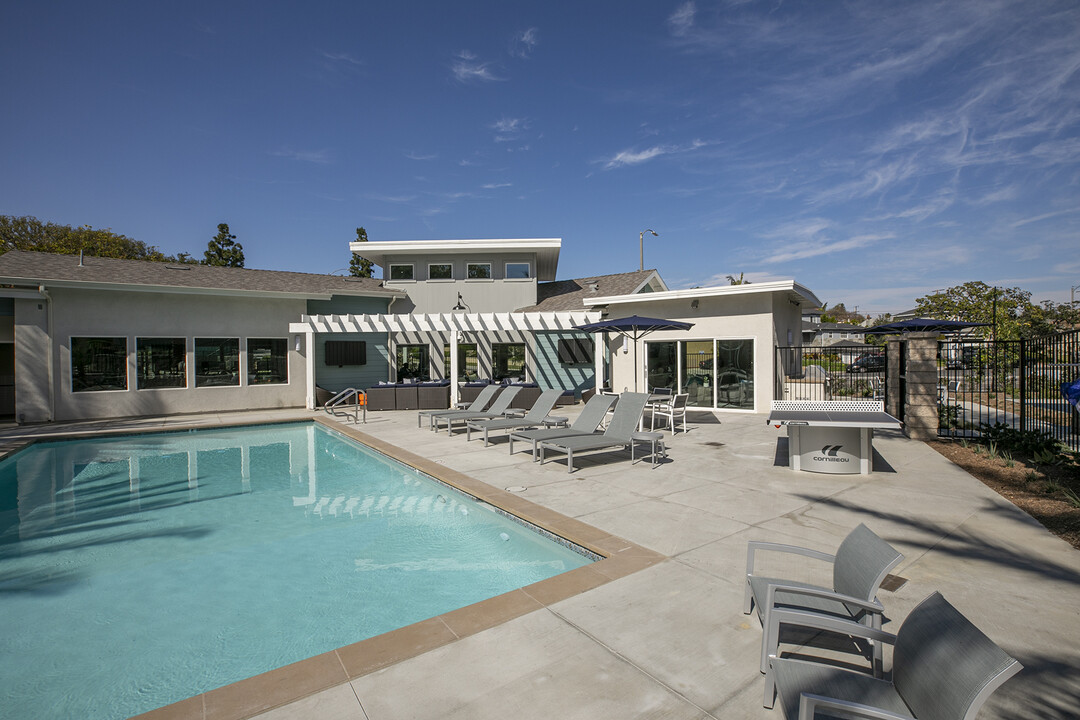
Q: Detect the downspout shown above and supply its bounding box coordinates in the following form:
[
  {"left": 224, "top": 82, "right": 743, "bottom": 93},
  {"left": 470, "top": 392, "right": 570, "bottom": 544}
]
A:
[{"left": 38, "top": 285, "right": 55, "bottom": 422}]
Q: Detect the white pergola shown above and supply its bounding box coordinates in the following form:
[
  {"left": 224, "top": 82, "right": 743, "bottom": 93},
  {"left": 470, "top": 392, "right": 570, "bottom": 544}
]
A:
[{"left": 289, "top": 311, "right": 603, "bottom": 409}]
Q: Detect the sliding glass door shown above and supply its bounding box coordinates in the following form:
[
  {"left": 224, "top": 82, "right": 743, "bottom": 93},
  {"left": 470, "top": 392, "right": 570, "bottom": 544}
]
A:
[{"left": 646, "top": 338, "right": 755, "bottom": 409}]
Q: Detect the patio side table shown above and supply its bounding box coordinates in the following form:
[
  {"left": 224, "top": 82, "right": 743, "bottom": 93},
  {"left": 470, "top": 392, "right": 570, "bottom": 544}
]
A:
[{"left": 631, "top": 431, "right": 667, "bottom": 468}]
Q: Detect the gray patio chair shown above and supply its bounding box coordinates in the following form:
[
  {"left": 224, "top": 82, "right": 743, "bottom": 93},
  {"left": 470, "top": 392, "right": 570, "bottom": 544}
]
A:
[
  {"left": 538, "top": 392, "right": 650, "bottom": 473},
  {"left": 508, "top": 392, "right": 617, "bottom": 460},
  {"left": 764, "top": 591, "right": 1022, "bottom": 719},
  {"left": 432, "top": 386, "right": 522, "bottom": 433},
  {"left": 746, "top": 523, "right": 904, "bottom": 673},
  {"left": 465, "top": 389, "right": 564, "bottom": 446},
  {"left": 650, "top": 392, "right": 688, "bottom": 435},
  {"left": 418, "top": 384, "right": 498, "bottom": 429}
]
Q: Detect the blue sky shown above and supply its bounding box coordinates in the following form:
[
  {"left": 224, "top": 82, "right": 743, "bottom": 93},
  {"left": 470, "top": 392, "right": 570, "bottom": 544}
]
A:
[{"left": 2, "top": 0, "right": 1078, "bottom": 314}]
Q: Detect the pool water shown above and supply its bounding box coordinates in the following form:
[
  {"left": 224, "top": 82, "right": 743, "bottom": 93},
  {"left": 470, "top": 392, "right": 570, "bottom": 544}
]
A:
[{"left": 0, "top": 422, "right": 592, "bottom": 720}]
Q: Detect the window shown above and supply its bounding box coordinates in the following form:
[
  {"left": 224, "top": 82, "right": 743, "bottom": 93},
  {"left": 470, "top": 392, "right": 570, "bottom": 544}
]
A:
[
  {"left": 557, "top": 338, "right": 593, "bottom": 365},
  {"left": 395, "top": 344, "right": 430, "bottom": 381},
  {"left": 137, "top": 338, "right": 186, "bottom": 389},
  {"left": 325, "top": 340, "right": 366, "bottom": 366},
  {"left": 492, "top": 342, "right": 526, "bottom": 381},
  {"left": 466, "top": 262, "right": 491, "bottom": 279},
  {"left": 71, "top": 337, "right": 127, "bottom": 392},
  {"left": 388, "top": 264, "right": 414, "bottom": 280},
  {"left": 646, "top": 341, "right": 677, "bottom": 392},
  {"left": 505, "top": 262, "right": 530, "bottom": 279},
  {"left": 428, "top": 263, "right": 453, "bottom": 280},
  {"left": 443, "top": 343, "right": 479, "bottom": 381},
  {"left": 248, "top": 338, "right": 288, "bottom": 385},
  {"left": 194, "top": 338, "right": 240, "bottom": 387},
  {"left": 716, "top": 339, "right": 754, "bottom": 410}
]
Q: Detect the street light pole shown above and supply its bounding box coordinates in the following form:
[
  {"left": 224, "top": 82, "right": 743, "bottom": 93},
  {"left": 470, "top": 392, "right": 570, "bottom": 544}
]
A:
[{"left": 639, "top": 229, "right": 658, "bottom": 272}]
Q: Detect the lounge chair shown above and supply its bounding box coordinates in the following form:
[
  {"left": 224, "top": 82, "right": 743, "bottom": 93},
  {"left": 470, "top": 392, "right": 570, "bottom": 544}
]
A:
[
  {"left": 538, "top": 392, "right": 650, "bottom": 473},
  {"left": 764, "top": 591, "right": 1022, "bottom": 718},
  {"left": 432, "top": 386, "right": 522, "bottom": 433},
  {"left": 465, "top": 389, "right": 564, "bottom": 446},
  {"left": 746, "top": 523, "right": 904, "bottom": 674},
  {"left": 508, "top": 393, "right": 617, "bottom": 460},
  {"left": 418, "top": 384, "right": 498, "bottom": 429}
]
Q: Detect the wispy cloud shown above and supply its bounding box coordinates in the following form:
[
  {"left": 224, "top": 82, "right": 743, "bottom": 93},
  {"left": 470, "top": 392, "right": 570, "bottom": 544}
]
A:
[
  {"left": 482, "top": 182, "right": 512, "bottom": 189},
  {"left": 451, "top": 51, "right": 502, "bottom": 83},
  {"left": 511, "top": 28, "right": 539, "bottom": 58},
  {"left": 365, "top": 193, "right": 417, "bottom": 203},
  {"left": 404, "top": 151, "right": 437, "bottom": 161},
  {"left": 268, "top": 147, "right": 332, "bottom": 164},
  {"left": 1010, "top": 207, "right": 1080, "bottom": 228},
  {"left": 320, "top": 51, "right": 363, "bottom": 66},
  {"left": 667, "top": 2, "right": 696, "bottom": 38},
  {"left": 763, "top": 233, "right": 892, "bottom": 264},
  {"left": 601, "top": 139, "right": 708, "bottom": 170}
]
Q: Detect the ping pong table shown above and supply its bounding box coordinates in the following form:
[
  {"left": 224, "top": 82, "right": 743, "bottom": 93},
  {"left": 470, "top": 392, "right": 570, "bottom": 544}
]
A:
[{"left": 767, "top": 400, "right": 902, "bottom": 475}]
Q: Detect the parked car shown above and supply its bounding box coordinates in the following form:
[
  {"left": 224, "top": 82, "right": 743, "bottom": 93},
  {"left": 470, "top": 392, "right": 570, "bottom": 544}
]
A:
[{"left": 847, "top": 354, "right": 885, "bottom": 373}]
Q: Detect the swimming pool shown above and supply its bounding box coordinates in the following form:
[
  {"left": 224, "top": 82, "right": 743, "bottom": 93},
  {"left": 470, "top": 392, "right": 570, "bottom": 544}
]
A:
[{"left": 0, "top": 422, "right": 594, "bottom": 720}]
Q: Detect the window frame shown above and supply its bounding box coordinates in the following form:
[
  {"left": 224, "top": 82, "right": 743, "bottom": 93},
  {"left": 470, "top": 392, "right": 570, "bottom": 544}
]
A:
[
  {"left": 247, "top": 337, "right": 289, "bottom": 386},
  {"left": 428, "top": 263, "right": 454, "bottom": 280},
  {"left": 505, "top": 261, "right": 531, "bottom": 280},
  {"left": 70, "top": 336, "right": 129, "bottom": 393},
  {"left": 492, "top": 342, "right": 527, "bottom": 382},
  {"left": 466, "top": 261, "right": 492, "bottom": 281},
  {"left": 193, "top": 337, "right": 241, "bottom": 388},
  {"left": 388, "top": 263, "right": 415, "bottom": 281},
  {"left": 135, "top": 336, "right": 187, "bottom": 390}
]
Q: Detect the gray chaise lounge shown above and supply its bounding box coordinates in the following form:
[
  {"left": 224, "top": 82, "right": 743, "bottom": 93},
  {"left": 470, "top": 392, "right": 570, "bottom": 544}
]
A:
[
  {"left": 465, "top": 389, "right": 564, "bottom": 446},
  {"left": 508, "top": 393, "right": 617, "bottom": 459},
  {"left": 538, "top": 392, "right": 650, "bottom": 473},
  {"left": 432, "top": 386, "right": 522, "bottom": 433},
  {"left": 418, "top": 384, "right": 498, "bottom": 429}
]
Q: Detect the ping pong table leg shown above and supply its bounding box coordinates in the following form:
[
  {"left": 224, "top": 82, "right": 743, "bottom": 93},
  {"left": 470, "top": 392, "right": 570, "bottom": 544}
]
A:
[
  {"left": 789, "top": 425, "right": 801, "bottom": 471},
  {"left": 860, "top": 428, "right": 871, "bottom": 474}
]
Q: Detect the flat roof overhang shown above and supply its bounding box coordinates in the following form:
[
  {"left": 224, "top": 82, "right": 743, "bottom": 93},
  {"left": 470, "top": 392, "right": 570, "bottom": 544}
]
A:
[
  {"left": 347, "top": 238, "right": 562, "bottom": 281},
  {"left": 583, "top": 280, "right": 822, "bottom": 311}
]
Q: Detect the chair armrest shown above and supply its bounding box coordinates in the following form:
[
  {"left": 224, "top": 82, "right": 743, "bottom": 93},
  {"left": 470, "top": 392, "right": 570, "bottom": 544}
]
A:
[
  {"left": 762, "top": 602, "right": 893, "bottom": 675},
  {"left": 763, "top": 583, "right": 885, "bottom": 618},
  {"left": 798, "top": 693, "right": 912, "bottom": 720},
  {"left": 768, "top": 607, "right": 896, "bottom": 654},
  {"left": 746, "top": 541, "right": 835, "bottom": 576}
]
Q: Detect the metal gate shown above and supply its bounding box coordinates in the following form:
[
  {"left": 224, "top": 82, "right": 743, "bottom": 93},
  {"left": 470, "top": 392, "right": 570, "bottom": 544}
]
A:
[{"left": 938, "top": 329, "right": 1080, "bottom": 452}]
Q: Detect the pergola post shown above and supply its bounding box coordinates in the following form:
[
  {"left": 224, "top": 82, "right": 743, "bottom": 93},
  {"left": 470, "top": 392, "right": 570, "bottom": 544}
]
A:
[{"left": 449, "top": 328, "right": 460, "bottom": 406}]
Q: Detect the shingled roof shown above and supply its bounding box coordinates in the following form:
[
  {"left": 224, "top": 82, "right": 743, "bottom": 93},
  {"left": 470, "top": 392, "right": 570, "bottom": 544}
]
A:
[
  {"left": 517, "top": 269, "right": 660, "bottom": 312},
  {"left": 0, "top": 250, "right": 397, "bottom": 298}
]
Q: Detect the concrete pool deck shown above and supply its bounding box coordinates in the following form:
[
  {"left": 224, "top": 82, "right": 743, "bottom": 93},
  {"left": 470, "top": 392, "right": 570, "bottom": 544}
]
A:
[{"left": 4, "top": 405, "right": 1079, "bottom": 719}]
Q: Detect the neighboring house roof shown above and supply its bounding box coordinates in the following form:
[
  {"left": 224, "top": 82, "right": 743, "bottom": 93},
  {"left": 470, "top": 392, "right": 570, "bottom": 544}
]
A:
[
  {"left": 811, "top": 322, "right": 866, "bottom": 333},
  {"left": 0, "top": 250, "right": 401, "bottom": 300},
  {"left": 517, "top": 269, "right": 663, "bottom": 312},
  {"left": 584, "top": 279, "right": 822, "bottom": 311},
  {"left": 349, "top": 238, "right": 562, "bottom": 281}
]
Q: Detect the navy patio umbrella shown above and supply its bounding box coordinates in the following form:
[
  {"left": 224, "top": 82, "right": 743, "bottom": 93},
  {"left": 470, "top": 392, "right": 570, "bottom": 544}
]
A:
[
  {"left": 864, "top": 318, "right": 990, "bottom": 335},
  {"left": 574, "top": 315, "right": 694, "bottom": 392}
]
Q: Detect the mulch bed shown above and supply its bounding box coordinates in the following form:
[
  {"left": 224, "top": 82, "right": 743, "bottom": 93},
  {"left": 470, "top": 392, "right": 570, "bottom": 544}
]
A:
[{"left": 928, "top": 439, "right": 1080, "bottom": 550}]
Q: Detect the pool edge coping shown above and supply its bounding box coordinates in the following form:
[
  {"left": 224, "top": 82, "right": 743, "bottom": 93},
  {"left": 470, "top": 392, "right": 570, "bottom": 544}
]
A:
[{"left": 82, "top": 415, "right": 666, "bottom": 720}]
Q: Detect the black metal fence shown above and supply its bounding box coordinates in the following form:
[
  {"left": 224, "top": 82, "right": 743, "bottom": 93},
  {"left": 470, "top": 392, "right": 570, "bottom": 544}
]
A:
[
  {"left": 938, "top": 329, "right": 1080, "bottom": 452},
  {"left": 775, "top": 345, "right": 886, "bottom": 404}
]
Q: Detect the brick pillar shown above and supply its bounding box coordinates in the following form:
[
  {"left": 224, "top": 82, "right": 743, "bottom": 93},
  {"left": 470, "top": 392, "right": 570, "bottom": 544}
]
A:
[
  {"left": 903, "top": 332, "right": 939, "bottom": 441},
  {"left": 886, "top": 338, "right": 902, "bottom": 420}
]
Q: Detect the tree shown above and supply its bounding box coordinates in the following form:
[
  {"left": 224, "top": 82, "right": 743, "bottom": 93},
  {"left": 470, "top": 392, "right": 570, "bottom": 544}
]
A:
[
  {"left": 820, "top": 302, "right": 866, "bottom": 325},
  {"left": 349, "top": 227, "right": 374, "bottom": 278},
  {"left": 915, "top": 281, "right": 1050, "bottom": 340},
  {"left": 0, "top": 214, "right": 184, "bottom": 261},
  {"left": 725, "top": 272, "right": 751, "bottom": 285},
  {"left": 203, "top": 223, "right": 244, "bottom": 267}
]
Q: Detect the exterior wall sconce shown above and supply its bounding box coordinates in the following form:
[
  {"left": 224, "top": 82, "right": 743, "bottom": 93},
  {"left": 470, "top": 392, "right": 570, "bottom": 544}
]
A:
[
  {"left": 690, "top": 299, "right": 699, "bottom": 309},
  {"left": 451, "top": 292, "right": 470, "bottom": 312},
  {"left": 294, "top": 335, "right": 302, "bottom": 352}
]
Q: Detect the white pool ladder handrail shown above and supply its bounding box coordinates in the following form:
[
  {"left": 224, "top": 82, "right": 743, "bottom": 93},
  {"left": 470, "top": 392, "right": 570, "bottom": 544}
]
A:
[{"left": 324, "top": 388, "right": 366, "bottom": 424}]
